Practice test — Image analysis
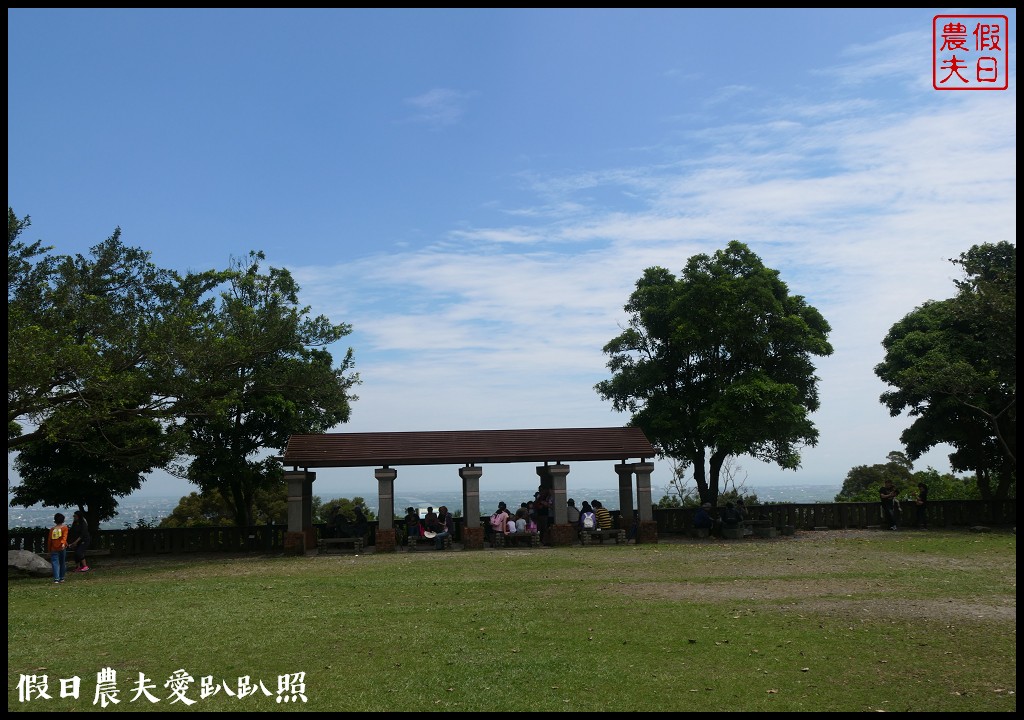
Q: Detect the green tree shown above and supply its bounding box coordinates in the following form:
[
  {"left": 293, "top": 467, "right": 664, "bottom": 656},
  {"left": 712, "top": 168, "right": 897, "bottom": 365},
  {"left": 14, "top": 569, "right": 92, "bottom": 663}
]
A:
[
  {"left": 318, "top": 497, "right": 376, "bottom": 527},
  {"left": 875, "top": 242, "right": 1016, "bottom": 501},
  {"left": 597, "top": 241, "right": 833, "bottom": 505},
  {"left": 835, "top": 459, "right": 978, "bottom": 504},
  {"left": 160, "top": 491, "right": 236, "bottom": 528},
  {"left": 176, "top": 252, "right": 360, "bottom": 527},
  {"left": 8, "top": 209, "right": 233, "bottom": 519},
  {"left": 10, "top": 416, "right": 173, "bottom": 536},
  {"left": 8, "top": 208, "right": 225, "bottom": 453},
  {"left": 909, "top": 467, "right": 980, "bottom": 501},
  {"left": 160, "top": 486, "right": 339, "bottom": 527},
  {"left": 834, "top": 451, "right": 915, "bottom": 503}
]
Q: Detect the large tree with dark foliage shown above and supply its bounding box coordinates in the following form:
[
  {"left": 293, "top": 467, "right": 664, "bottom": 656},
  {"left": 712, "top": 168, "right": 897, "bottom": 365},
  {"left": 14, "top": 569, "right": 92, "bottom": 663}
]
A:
[
  {"left": 596, "top": 241, "right": 833, "bottom": 505},
  {"left": 875, "top": 242, "right": 1016, "bottom": 501},
  {"left": 8, "top": 208, "right": 225, "bottom": 453},
  {"left": 9, "top": 210, "right": 359, "bottom": 525},
  {"left": 175, "top": 252, "right": 359, "bottom": 527},
  {"left": 11, "top": 416, "right": 174, "bottom": 535}
]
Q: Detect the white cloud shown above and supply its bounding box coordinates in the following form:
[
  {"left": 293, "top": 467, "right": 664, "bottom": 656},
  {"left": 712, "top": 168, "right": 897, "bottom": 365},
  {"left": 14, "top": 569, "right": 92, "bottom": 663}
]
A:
[
  {"left": 402, "top": 87, "right": 473, "bottom": 128},
  {"left": 288, "top": 33, "right": 1016, "bottom": 493}
]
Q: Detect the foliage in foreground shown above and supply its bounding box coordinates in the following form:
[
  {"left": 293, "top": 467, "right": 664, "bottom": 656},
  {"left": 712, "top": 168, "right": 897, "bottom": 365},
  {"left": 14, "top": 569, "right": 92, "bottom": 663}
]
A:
[{"left": 8, "top": 531, "right": 1016, "bottom": 712}]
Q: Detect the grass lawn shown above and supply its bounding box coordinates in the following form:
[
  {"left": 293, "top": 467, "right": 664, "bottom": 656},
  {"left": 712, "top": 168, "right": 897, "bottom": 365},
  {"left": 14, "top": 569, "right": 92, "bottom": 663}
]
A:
[{"left": 7, "top": 528, "right": 1016, "bottom": 712}]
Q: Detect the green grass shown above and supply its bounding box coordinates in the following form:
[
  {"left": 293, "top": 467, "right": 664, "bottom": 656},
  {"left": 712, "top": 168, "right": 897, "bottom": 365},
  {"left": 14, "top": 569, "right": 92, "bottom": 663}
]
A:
[{"left": 8, "top": 530, "right": 1016, "bottom": 712}]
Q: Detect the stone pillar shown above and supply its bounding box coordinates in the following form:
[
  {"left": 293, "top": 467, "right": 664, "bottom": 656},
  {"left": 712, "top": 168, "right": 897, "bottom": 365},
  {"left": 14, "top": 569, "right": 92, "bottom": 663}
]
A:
[
  {"left": 615, "top": 463, "right": 635, "bottom": 531},
  {"left": 546, "top": 464, "right": 572, "bottom": 546},
  {"left": 551, "top": 465, "right": 569, "bottom": 526},
  {"left": 375, "top": 467, "right": 398, "bottom": 553},
  {"left": 460, "top": 465, "right": 484, "bottom": 550},
  {"left": 535, "top": 464, "right": 552, "bottom": 492},
  {"left": 284, "top": 470, "right": 316, "bottom": 554},
  {"left": 534, "top": 464, "right": 551, "bottom": 543},
  {"left": 633, "top": 461, "right": 658, "bottom": 544}
]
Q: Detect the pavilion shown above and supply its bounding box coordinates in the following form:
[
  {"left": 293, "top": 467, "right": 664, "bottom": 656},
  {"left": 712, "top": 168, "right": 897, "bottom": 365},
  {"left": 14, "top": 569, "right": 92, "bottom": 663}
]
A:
[{"left": 278, "top": 427, "right": 657, "bottom": 551}]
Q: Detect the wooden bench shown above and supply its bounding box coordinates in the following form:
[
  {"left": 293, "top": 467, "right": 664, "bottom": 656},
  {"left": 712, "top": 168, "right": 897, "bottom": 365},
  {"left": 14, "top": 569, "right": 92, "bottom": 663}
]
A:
[
  {"left": 318, "top": 536, "right": 365, "bottom": 554},
  {"left": 491, "top": 532, "right": 540, "bottom": 549},
  {"left": 580, "top": 528, "right": 627, "bottom": 545}
]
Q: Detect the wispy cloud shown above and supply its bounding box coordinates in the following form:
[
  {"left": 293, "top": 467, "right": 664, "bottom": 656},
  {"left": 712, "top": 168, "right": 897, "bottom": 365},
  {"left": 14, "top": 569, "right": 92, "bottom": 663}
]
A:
[
  {"left": 288, "top": 30, "right": 1015, "bottom": 492},
  {"left": 402, "top": 87, "right": 474, "bottom": 128}
]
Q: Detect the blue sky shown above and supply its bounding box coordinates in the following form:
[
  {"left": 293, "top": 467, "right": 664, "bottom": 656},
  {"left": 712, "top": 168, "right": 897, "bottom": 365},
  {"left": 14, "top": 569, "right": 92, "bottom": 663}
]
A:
[{"left": 7, "top": 9, "right": 1017, "bottom": 500}]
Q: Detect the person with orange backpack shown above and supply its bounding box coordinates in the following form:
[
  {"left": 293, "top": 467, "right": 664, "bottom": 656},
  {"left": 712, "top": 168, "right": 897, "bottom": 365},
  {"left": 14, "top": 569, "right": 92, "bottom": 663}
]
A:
[{"left": 48, "top": 513, "right": 70, "bottom": 584}]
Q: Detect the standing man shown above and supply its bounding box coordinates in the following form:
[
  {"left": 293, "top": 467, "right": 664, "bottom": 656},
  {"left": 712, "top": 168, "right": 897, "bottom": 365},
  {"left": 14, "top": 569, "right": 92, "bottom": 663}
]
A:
[
  {"left": 68, "top": 510, "right": 91, "bottom": 572},
  {"left": 535, "top": 486, "right": 555, "bottom": 544},
  {"left": 48, "top": 513, "right": 70, "bottom": 584},
  {"left": 914, "top": 482, "right": 929, "bottom": 529},
  {"left": 880, "top": 478, "right": 899, "bottom": 530}
]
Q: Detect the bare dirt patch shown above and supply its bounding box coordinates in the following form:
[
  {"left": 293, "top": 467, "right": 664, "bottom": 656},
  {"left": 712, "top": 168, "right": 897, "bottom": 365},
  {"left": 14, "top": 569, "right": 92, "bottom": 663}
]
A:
[{"left": 611, "top": 528, "right": 1016, "bottom": 623}]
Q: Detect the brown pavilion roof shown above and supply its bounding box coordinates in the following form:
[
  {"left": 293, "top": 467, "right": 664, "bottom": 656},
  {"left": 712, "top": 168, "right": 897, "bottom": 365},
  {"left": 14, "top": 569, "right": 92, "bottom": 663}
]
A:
[{"left": 280, "top": 427, "right": 655, "bottom": 468}]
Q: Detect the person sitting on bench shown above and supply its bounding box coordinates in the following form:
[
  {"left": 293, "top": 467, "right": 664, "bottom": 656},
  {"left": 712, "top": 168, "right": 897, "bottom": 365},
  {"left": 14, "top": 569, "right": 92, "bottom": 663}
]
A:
[
  {"left": 693, "top": 503, "right": 715, "bottom": 532},
  {"left": 432, "top": 506, "right": 454, "bottom": 550},
  {"left": 721, "top": 501, "right": 742, "bottom": 530},
  {"left": 592, "top": 500, "right": 614, "bottom": 530},
  {"left": 336, "top": 506, "right": 369, "bottom": 539},
  {"left": 404, "top": 507, "right": 422, "bottom": 544}
]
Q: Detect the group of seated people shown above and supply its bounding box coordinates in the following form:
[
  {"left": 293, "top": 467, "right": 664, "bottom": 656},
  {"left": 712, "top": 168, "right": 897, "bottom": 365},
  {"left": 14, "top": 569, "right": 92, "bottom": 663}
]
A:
[
  {"left": 333, "top": 505, "right": 369, "bottom": 539},
  {"left": 402, "top": 492, "right": 629, "bottom": 549},
  {"left": 489, "top": 496, "right": 616, "bottom": 543},
  {"left": 403, "top": 505, "right": 454, "bottom": 550},
  {"left": 692, "top": 499, "right": 747, "bottom": 534},
  {"left": 571, "top": 499, "right": 615, "bottom": 532}
]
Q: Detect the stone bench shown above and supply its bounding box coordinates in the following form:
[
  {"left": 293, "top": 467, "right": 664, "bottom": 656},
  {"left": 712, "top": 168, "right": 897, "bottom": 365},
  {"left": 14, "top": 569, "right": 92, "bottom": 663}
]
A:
[
  {"left": 407, "top": 533, "right": 452, "bottom": 551},
  {"left": 580, "top": 528, "right": 627, "bottom": 545},
  {"left": 492, "top": 532, "right": 540, "bottom": 549},
  {"left": 318, "top": 536, "right": 365, "bottom": 554}
]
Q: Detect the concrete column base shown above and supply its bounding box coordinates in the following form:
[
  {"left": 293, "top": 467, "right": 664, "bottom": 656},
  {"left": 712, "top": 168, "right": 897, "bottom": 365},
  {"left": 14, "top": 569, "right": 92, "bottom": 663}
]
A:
[
  {"left": 550, "top": 523, "right": 576, "bottom": 546},
  {"left": 374, "top": 528, "right": 397, "bottom": 553},
  {"left": 461, "top": 526, "right": 485, "bottom": 550},
  {"left": 636, "top": 520, "right": 659, "bottom": 544},
  {"left": 284, "top": 530, "right": 315, "bottom": 555}
]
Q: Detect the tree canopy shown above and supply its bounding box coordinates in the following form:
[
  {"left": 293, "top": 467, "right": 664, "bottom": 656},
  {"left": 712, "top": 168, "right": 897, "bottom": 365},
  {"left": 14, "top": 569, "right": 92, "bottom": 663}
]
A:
[
  {"left": 834, "top": 451, "right": 978, "bottom": 503},
  {"left": 8, "top": 208, "right": 225, "bottom": 453},
  {"left": 875, "top": 242, "right": 1016, "bottom": 501},
  {"left": 11, "top": 416, "right": 174, "bottom": 535},
  {"left": 596, "top": 241, "right": 833, "bottom": 505},
  {"left": 174, "top": 252, "right": 359, "bottom": 526},
  {"left": 8, "top": 209, "right": 360, "bottom": 521}
]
